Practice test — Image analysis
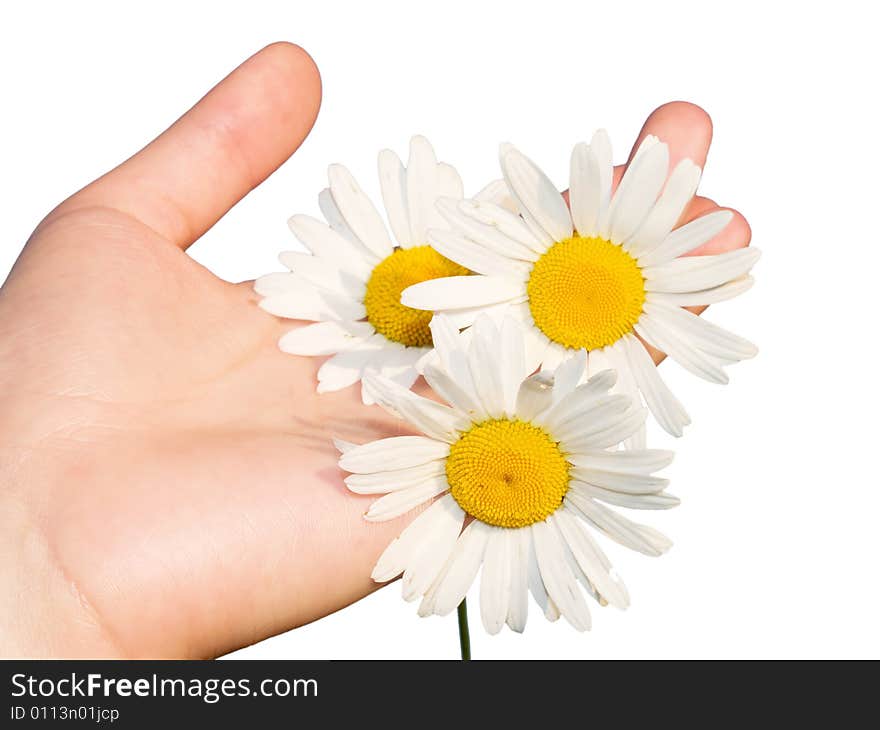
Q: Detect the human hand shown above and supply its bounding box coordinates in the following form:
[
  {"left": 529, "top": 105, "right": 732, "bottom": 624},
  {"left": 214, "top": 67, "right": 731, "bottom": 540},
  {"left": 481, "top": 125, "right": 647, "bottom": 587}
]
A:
[{"left": 0, "top": 42, "right": 750, "bottom": 658}]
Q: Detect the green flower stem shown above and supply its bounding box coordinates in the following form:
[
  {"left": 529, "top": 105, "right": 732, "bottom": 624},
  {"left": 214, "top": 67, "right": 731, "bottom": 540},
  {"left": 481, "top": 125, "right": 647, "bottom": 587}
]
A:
[{"left": 457, "top": 599, "right": 471, "bottom": 661}]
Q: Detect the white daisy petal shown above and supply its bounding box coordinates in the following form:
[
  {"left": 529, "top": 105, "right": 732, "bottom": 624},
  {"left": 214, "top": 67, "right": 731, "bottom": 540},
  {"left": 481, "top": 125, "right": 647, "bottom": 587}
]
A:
[
  {"left": 401, "top": 275, "right": 525, "bottom": 311},
  {"left": 586, "top": 346, "right": 613, "bottom": 379},
  {"left": 527, "top": 527, "right": 560, "bottom": 621},
  {"left": 369, "top": 345, "right": 424, "bottom": 379},
  {"left": 569, "top": 142, "right": 601, "bottom": 238},
  {"left": 591, "top": 130, "right": 614, "bottom": 238},
  {"left": 648, "top": 275, "right": 754, "bottom": 307},
  {"left": 635, "top": 314, "right": 729, "bottom": 384},
  {"left": 287, "top": 214, "right": 377, "bottom": 279},
  {"left": 345, "top": 461, "right": 447, "bottom": 495},
  {"left": 566, "top": 491, "right": 672, "bottom": 557},
  {"left": 560, "top": 531, "right": 600, "bottom": 604},
  {"left": 373, "top": 363, "right": 419, "bottom": 395},
  {"left": 436, "top": 198, "right": 541, "bottom": 262},
  {"left": 363, "top": 373, "right": 469, "bottom": 442},
  {"left": 400, "top": 495, "right": 465, "bottom": 600},
  {"left": 583, "top": 355, "right": 614, "bottom": 385},
  {"left": 532, "top": 369, "right": 617, "bottom": 430},
  {"left": 520, "top": 316, "right": 552, "bottom": 373},
  {"left": 631, "top": 424, "right": 657, "bottom": 453},
  {"left": 405, "top": 135, "right": 439, "bottom": 245},
  {"left": 278, "top": 251, "right": 368, "bottom": 295},
  {"left": 427, "top": 228, "right": 530, "bottom": 279},
  {"left": 531, "top": 519, "right": 592, "bottom": 631},
  {"left": 339, "top": 436, "right": 450, "bottom": 474},
  {"left": 422, "top": 363, "right": 482, "bottom": 418},
  {"left": 333, "top": 438, "right": 357, "bottom": 454},
  {"left": 498, "top": 317, "right": 528, "bottom": 415},
  {"left": 366, "top": 341, "right": 417, "bottom": 368},
  {"left": 556, "top": 386, "right": 628, "bottom": 430},
  {"left": 550, "top": 349, "right": 587, "bottom": 404},
  {"left": 279, "top": 320, "right": 374, "bottom": 356},
  {"left": 365, "top": 475, "right": 451, "bottom": 522},
  {"left": 377, "top": 148, "right": 412, "bottom": 248},
  {"left": 501, "top": 146, "right": 573, "bottom": 243},
  {"left": 602, "top": 340, "right": 646, "bottom": 450},
  {"left": 480, "top": 527, "right": 512, "bottom": 635},
  {"left": 467, "top": 316, "right": 505, "bottom": 418},
  {"left": 515, "top": 372, "right": 554, "bottom": 423},
  {"left": 563, "top": 407, "right": 648, "bottom": 451},
  {"left": 540, "top": 342, "right": 568, "bottom": 373},
  {"left": 258, "top": 291, "right": 323, "bottom": 321},
  {"left": 457, "top": 198, "right": 545, "bottom": 256},
  {"left": 645, "top": 301, "right": 758, "bottom": 361},
  {"left": 259, "top": 283, "right": 365, "bottom": 323},
  {"left": 630, "top": 133, "right": 659, "bottom": 160},
  {"left": 568, "top": 448, "right": 674, "bottom": 474},
  {"left": 414, "top": 348, "right": 438, "bottom": 375},
  {"left": 428, "top": 315, "right": 484, "bottom": 412},
  {"left": 554, "top": 509, "right": 630, "bottom": 609},
  {"left": 568, "top": 469, "right": 669, "bottom": 495},
  {"left": 496, "top": 152, "right": 540, "bottom": 240},
  {"left": 328, "top": 163, "right": 395, "bottom": 260},
  {"left": 632, "top": 135, "right": 662, "bottom": 163},
  {"left": 474, "top": 179, "right": 518, "bottom": 213},
  {"left": 254, "top": 271, "right": 298, "bottom": 297},
  {"left": 426, "top": 313, "right": 461, "bottom": 369},
  {"left": 431, "top": 163, "right": 464, "bottom": 228},
  {"left": 625, "top": 159, "right": 701, "bottom": 256},
  {"left": 551, "top": 395, "right": 632, "bottom": 444},
  {"left": 510, "top": 300, "right": 534, "bottom": 327},
  {"left": 434, "top": 300, "right": 522, "bottom": 330},
  {"left": 371, "top": 494, "right": 461, "bottom": 582},
  {"left": 643, "top": 247, "right": 761, "bottom": 293},
  {"left": 392, "top": 396, "right": 468, "bottom": 444},
  {"left": 506, "top": 528, "right": 530, "bottom": 633},
  {"left": 401, "top": 513, "right": 463, "bottom": 601},
  {"left": 621, "top": 333, "right": 691, "bottom": 437},
  {"left": 574, "top": 483, "right": 680, "bottom": 511},
  {"left": 318, "top": 290, "right": 368, "bottom": 322},
  {"left": 318, "top": 187, "right": 359, "bottom": 244},
  {"left": 316, "top": 337, "right": 385, "bottom": 393},
  {"left": 602, "top": 340, "right": 637, "bottom": 395},
  {"left": 419, "top": 520, "right": 491, "bottom": 617},
  {"left": 362, "top": 368, "right": 404, "bottom": 405},
  {"left": 609, "top": 140, "right": 670, "bottom": 245},
  {"left": 637, "top": 210, "right": 734, "bottom": 267}
]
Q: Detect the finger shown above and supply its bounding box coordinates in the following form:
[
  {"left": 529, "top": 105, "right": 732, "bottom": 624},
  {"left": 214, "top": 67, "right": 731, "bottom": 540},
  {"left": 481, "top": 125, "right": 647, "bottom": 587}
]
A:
[
  {"left": 57, "top": 42, "right": 322, "bottom": 250},
  {"left": 678, "top": 196, "right": 752, "bottom": 257},
  {"left": 626, "top": 100, "right": 713, "bottom": 170}
]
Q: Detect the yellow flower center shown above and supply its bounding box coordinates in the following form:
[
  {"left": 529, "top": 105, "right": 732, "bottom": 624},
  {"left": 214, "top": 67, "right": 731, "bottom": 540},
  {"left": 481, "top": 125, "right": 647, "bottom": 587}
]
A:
[
  {"left": 446, "top": 419, "right": 570, "bottom": 529},
  {"left": 527, "top": 235, "right": 646, "bottom": 350},
  {"left": 364, "top": 246, "right": 468, "bottom": 347}
]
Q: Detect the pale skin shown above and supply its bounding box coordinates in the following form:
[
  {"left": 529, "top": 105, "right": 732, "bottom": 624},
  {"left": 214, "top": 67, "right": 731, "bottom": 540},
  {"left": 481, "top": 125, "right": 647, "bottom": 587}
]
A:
[{"left": 0, "top": 43, "right": 751, "bottom": 658}]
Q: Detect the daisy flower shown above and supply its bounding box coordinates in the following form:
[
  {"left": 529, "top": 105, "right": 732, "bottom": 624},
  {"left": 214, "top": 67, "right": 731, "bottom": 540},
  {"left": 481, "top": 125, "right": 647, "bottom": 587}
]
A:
[
  {"left": 256, "top": 136, "right": 502, "bottom": 402},
  {"left": 337, "top": 314, "right": 677, "bottom": 634},
  {"left": 401, "top": 133, "right": 760, "bottom": 439}
]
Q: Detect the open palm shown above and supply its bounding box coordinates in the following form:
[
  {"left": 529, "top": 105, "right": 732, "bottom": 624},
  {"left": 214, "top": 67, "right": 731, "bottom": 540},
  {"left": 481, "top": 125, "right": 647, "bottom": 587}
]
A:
[{"left": 0, "top": 43, "right": 750, "bottom": 658}]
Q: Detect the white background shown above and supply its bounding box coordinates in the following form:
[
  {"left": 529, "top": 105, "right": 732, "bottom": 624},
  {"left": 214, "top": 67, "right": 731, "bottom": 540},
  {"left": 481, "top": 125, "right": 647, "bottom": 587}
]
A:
[{"left": 2, "top": 0, "right": 878, "bottom": 659}]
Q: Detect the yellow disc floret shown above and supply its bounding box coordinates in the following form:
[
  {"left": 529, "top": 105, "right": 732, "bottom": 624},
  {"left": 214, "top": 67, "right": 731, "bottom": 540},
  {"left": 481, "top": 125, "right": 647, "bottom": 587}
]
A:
[
  {"left": 527, "top": 235, "right": 645, "bottom": 350},
  {"left": 364, "top": 246, "right": 468, "bottom": 348},
  {"left": 446, "top": 419, "right": 570, "bottom": 529}
]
